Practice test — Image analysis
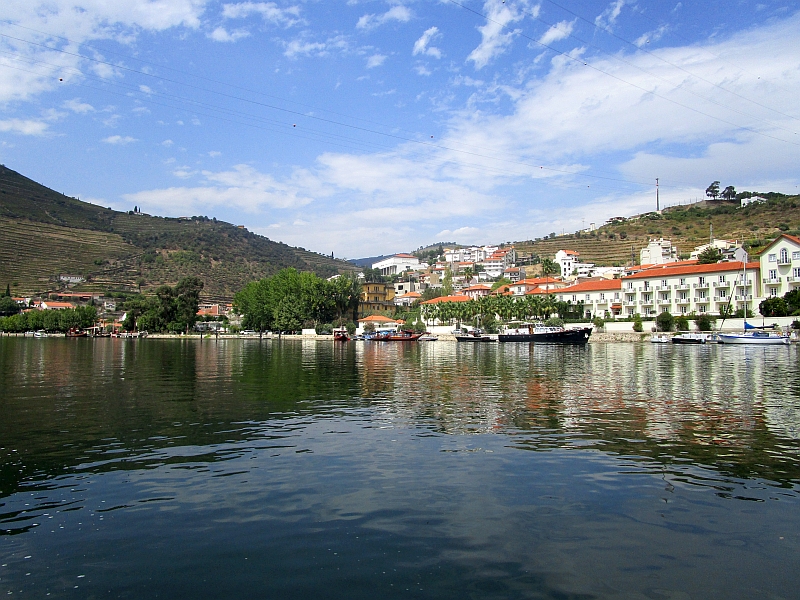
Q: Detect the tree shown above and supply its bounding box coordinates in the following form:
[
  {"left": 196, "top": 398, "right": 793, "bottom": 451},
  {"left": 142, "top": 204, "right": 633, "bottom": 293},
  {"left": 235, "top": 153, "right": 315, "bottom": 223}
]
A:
[
  {"left": 696, "top": 247, "right": 722, "bottom": 264},
  {"left": 491, "top": 278, "right": 511, "bottom": 291},
  {"left": 721, "top": 185, "right": 736, "bottom": 201},
  {"left": 695, "top": 313, "right": 717, "bottom": 331},
  {"left": 759, "top": 297, "right": 788, "bottom": 317},
  {"left": 442, "top": 269, "right": 454, "bottom": 296},
  {"left": 462, "top": 266, "right": 474, "bottom": 283},
  {"left": 656, "top": 311, "right": 674, "bottom": 332},
  {"left": 0, "top": 296, "right": 20, "bottom": 316},
  {"left": 541, "top": 258, "right": 558, "bottom": 278},
  {"left": 675, "top": 316, "right": 689, "bottom": 331},
  {"left": 632, "top": 314, "right": 643, "bottom": 332},
  {"left": 784, "top": 289, "right": 800, "bottom": 315},
  {"left": 705, "top": 181, "right": 720, "bottom": 200},
  {"left": 3, "top": 284, "right": 9, "bottom": 297},
  {"left": 174, "top": 276, "right": 204, "bottom": 331}
]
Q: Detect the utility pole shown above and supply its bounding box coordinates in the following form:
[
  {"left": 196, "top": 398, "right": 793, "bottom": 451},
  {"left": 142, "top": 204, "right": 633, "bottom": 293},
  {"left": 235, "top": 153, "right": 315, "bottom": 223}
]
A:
[{"left": 656, "top": 178, "right": 659, "bottom": 212}]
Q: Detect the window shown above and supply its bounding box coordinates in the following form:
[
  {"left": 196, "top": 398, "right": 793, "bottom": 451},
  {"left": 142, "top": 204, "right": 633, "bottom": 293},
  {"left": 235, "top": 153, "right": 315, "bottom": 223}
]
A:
[
  {"left": 698, "top": 276, "right": 706, "bottom": 285},
  {"left": 627, "top": 282, "right": 634, "bottom": 290},
  {"left": 793, "top": 251, "right": 800, "bottom": 260},
  {"left": 699, "top": 305, "right": 706, "bottom": 313},
  {"left": 644, "top": 281, "right": 650, "bottom": 290},
  {"left": 572, "top": 295, "right": 576, "bottom": 302},
  {"left": 679, "top": 292, "right": 687, "bottom": 300},
  {"left": 697, "top": 291, "right": 706, "bottom": 299},
  {"left": 780, "top": 248, "right": 789, "bottom": 263},
  {"left": 643, "top": 294, "right": 651, "bottom": 302},
  {"left": 718, "top": 289, "right": 727, "bottom": 298},
  {"left": 600, "top": 293, "right": 605, "bottom": 300},
  {"left": 771, "top": 287, "right": 778, "bottom": 297},
  {"left": 769, "top": 253, "right": 777, "bottom": 262},
  {"left": 794, "top": 268, "right": 800, "bottom": 278},
  {"left": 661, "top": 280, "right": 667, "bottom": 287},
  {"left": 680, "top": 306, "right": 687, "bottom": 314},
  {"left": 679, "top": 278, "right": 686, "bottom": 285},
  {"left": 614, "top": 292, "right": 620, "bottom": 300},
  {"left": 718, "top": 275, "right": 725, "bottom": 283},
  {"left": 769, "top": 269, "right": 778, "bottom": 280}
]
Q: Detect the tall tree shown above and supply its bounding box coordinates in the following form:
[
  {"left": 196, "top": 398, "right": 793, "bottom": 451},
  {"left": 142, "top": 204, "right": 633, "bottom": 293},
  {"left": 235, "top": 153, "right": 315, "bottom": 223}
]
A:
[
  {"left": 721, "top": 185, "right": 736, "bottom": 201},
  {"left": 705, "top": 181, "right": 720, "bottom": 200}
]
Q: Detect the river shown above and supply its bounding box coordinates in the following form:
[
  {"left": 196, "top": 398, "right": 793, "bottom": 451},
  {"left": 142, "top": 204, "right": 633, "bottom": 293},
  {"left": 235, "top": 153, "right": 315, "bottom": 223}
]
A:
[{"left": 1, "top": 338, "right": 799, "bottom": 598}]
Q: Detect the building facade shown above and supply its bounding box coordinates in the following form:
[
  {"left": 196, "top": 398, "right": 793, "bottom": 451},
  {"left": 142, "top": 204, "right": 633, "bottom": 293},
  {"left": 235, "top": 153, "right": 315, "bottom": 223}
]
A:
[{"left": 759, "top": 234, "right": 800, "bottom": 298}]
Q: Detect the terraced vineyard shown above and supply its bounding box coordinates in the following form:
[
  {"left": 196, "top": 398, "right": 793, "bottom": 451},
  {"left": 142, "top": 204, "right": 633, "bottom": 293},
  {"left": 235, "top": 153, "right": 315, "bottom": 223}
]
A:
[
  {"left": 0, "top": 165, "right": 357, "bottom": 298},
  {"left": 515, "top": 194, "right": 800, "bottom": 264}
]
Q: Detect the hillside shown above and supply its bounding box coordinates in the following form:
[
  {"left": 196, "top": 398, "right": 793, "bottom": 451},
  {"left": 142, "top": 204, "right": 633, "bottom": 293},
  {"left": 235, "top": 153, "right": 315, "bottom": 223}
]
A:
[
  {"left": 0, "top": 165, "right": 356, "bottom": 300},
  {"left": 513, "top": 195, "right": 799, "bottom": 265}
]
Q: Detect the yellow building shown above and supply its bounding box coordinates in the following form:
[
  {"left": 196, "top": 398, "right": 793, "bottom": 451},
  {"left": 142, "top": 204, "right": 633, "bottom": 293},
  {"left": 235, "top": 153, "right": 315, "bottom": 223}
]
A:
[{"left": 360, "top": 282, "right": 395, "bottom": 316}]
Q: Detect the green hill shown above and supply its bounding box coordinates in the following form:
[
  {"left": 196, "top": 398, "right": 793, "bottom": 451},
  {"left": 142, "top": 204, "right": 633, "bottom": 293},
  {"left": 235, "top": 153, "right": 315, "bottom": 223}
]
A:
[
  {"left": 0, "top": 165, "right": 356, "bottom": 300},
  {"left": 513, "top": 195, "right": 799, "bottom": 265}
]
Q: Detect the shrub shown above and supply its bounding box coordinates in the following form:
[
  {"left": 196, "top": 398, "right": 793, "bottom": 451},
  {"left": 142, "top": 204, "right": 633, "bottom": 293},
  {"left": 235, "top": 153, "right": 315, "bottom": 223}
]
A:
[
  {"left": 592, "top": 316, "right": 604, "bottom": 330},
  {"left": 675, "top": 316, "right": 689, "bottom": 331},
  {"left": 632, "top": 314, "right": 643, "bottom": 332},
  {"left": 545, "top": 317, "right": 565, "bottom": 327},
  {"left": 656, "top": 311, "right": 674, "bottom": 332},
  {"left": 696, "top": 313, "right": 717, "bottom": 331}
]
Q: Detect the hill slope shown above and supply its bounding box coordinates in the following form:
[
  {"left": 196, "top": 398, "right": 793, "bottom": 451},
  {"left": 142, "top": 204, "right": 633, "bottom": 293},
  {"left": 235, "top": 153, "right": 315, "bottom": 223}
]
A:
[
  {"left": 0, "top": 165, "right": 356, "bottom": 299},
  {"left": 513, "top": 195, "right": 799, "bottom": 265}
]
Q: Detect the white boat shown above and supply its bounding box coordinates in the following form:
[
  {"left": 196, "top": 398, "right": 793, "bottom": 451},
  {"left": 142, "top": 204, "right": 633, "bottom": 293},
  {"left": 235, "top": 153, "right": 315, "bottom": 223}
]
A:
[
  {"left": 671, "top": 332, "right": 715, "bottom": 344},
  {"left": 650, "top": 334, "right": 671, "bottom": 343},
  {"left": 418, "top": 334, "right": 438, "bottom": 341},
  {"left": 718, "top": 330, "right": 790, "bottom": 345}
]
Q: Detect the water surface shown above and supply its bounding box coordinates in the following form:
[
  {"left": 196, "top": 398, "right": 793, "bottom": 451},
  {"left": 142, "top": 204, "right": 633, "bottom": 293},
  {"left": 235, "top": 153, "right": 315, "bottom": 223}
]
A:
[{"left": 1, "top": 338, "right": 799, "bottom": 598}]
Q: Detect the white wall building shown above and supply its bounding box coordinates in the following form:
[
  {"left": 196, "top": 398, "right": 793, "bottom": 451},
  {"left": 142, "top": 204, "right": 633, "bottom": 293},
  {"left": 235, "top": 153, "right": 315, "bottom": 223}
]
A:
[
  {"left": 759, "top": 234, "right": 800, "bottom": 298},
  {"left": 556, "top": 279, "right": 623, "bottom": 319},
  {"left": 372, "top": 254, "right": 424, "bottom": 276},
  {"left": 621, "top": 261, "right": 760, "bottom": 317},
  {"left": 640, "top": 239, "right": 678, "bottom": 265},
  {"left": 554, "top": 249, "right": 580, "bottom": 277}
]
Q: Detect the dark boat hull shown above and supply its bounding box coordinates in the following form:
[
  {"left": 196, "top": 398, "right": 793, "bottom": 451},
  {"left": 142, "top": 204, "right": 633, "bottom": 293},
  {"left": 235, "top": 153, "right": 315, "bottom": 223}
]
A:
[
  {"left": 498, "top": 327, "right": 592, "bottom": 344},
  {"left": 455, "top": 335, "right": 495, "bottom": 342}
]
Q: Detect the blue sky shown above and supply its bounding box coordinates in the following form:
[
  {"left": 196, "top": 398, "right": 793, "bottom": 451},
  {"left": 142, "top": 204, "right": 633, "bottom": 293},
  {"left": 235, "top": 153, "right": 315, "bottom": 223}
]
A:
[{"left": 1, "top": 0, "right": 799, "bottom": 258}]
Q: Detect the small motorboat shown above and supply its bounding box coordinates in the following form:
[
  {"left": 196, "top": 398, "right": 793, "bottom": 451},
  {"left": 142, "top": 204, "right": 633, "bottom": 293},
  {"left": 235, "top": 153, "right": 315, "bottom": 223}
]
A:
[
  {"left": 455, "top": 329, "right": 496, "bottom": 342},
  {"left": 671, "top": 332, "right": 714, "bottom": 344},
  {"left": 418, "top": 333, "right": 438, "bottom": 341},
  {"left": 650, "top": 334, "right": 671, "bottom": 343},
  {"left": 333, "top": 327, "right": 350, "bottom": 341}
]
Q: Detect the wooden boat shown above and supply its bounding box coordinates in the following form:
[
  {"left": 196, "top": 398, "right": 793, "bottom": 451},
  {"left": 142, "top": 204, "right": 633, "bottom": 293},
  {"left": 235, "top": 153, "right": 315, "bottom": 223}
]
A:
[
  {"left": 333, "top": 327, "right": 350, "bottom": 341},
  {"left": 498, "top": 323, "right": 592, "bottom": 344},
  {"left": 66, "top": 328, "right": 88, "bottom": 338}
]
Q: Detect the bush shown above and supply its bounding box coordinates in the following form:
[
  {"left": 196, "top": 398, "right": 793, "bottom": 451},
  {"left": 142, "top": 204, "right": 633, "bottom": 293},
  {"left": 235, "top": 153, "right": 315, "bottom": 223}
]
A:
[
  {"left": 632, "top": 314, "right": 643, "bottom": 332},
  {"left": 675, "top": 316, "right": 689, "bottom": 331},
  {"left": 696, "top": 313, "right": 717, "bottom": 331},
  {"left": 656, "top": 311, "right": 674, "bottom": 332},
  {"left": 592, "top": 316, "right": 604, "bottom": 330},
  {"left": 545, "top": 317, "right": 565, "bottom": 328}
]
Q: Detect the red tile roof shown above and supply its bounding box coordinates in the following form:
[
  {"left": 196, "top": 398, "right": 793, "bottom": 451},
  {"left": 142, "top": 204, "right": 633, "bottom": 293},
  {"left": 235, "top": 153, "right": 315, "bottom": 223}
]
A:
[
  {"left": 358, "top": 315, "right": 398, "bottom": 322},
  {"left": 420, "top": 295, "right": 472, "bottom": 304},
  {"left": 623, "top": 261, "right": 759, "bottom": 280},
  {"left": 557, "top": 279, "right": 622, "bottom": 292}
]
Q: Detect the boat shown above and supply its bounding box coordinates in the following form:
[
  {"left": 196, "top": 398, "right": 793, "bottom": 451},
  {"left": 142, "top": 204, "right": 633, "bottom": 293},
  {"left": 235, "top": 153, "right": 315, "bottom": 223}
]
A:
[
  {"left": 418, "top": 333, "right": 438, "bottom": 341},
  {"left": 498, "top": 323, "right": 592, "bottom": 344},
  {"left": 650, "top": 334, "right": 671, "bottom": 343},
  {"left": 332, "top": 327, "right": 350, "bottom": 341},
  {"left": 33, "top": 330, "right": 47, "bottom": 338},
  {"left": 671, "top": 332, "right": 715, "bottom": 344},
  {"left": 369, "top": 329, "right": 423, "bottom": 341},
  {"left": 718, "top": 330, "right": 790, "bottom": 345},
  {"left": 455, "top": 328, "right": 496, "bottom": 342},
  {"left": 66, "top": 328, "right": 89, "bottom": 338}
]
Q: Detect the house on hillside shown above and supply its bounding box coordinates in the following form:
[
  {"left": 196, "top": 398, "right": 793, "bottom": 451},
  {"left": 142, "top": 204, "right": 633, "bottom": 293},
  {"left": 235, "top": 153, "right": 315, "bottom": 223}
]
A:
[
  {"left": 394, "top": 291, "right": 421, "bottom": 307},
  {"left": 360, "top": 282, "right": 395, "bottom": 315},
  {"left": 639, "top": 239, "right": 678, "bottom": 265},
  {"left": 372, "top": 254, "right": 423, "bottom": 276}
]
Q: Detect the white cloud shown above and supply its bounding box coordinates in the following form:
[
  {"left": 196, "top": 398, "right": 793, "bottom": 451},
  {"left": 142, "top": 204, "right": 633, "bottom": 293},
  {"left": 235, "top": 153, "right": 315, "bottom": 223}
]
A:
[
  {"left": 221, "top": 2, "right": 301, "bottom": 26},
  {"left": 366, "top": 54, "right": 387, "bottom": 68},
  {"left": 208, "top": 150, "right": 221, "bottom": 157},
  {"left": 161, "top": 139, "right": 174, "bottom": 147},
  {"left": 208, "top": 26, "right": 250, "bottom": 42},
  {"left": 413, "top": 26, "right": 442, "bottom": 59},
  {"left": 139, "top": 84, "right": 154, "bottom": 94},
  {"left": 594, "top": 0, "right": 625, "bottom": 31},
  {"left": 467, "top": 0, "right": 533, "bottom": 70},
  {"left": 102, "top": 135, "right": 137, "bottom": 144},
  {"left": 538, "top": 19, "right": 575, "bottom": 46},
  {"left": 0, "top": 0, "right": 208, "bottom": 102},
  {"left": 356, "top": 5, "right": 411, "bottom": 30},
  {"left": 634, "top": 25, "right": 669, "bottom": 48},
  {"left": 0, "top": 119, "right": 50, "bottom": 136},
  {"left": 282, "top": 35, "right": 349, "bottom": 58},
  {"left": 63, "top": 98, "right": 95, "bottom": 114}
]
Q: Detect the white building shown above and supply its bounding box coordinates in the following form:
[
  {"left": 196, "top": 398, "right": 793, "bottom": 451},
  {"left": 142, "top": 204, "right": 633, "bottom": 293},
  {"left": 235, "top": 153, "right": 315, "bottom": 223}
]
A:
[
  {"left": 554, "top": 250, "right": 580, "bottom": 277},
  {"left": 640, "top": 239, "right": 678, "bottom": 265},
  {"left": 621, "top": 261, "right": 760, "bottom": 317},
  {"left": 759, "top": 234, "right": 800, "bottom": 298},
  {"left": 372, "top": 254, "right": 424, "bottom": 276},
  {"left": 443, "top": 245, "right": 498, "bottom": 264},
  {"left": 741, "top": 195, "right": 767, "bottom": 207},
  {"left": 690, "top": 239, "right": 746, "bottom": 262},
  {"left": 556, "top": 279, "right": 623, "bottom": 319},
  {"left": 482, "top": 248, "right": 516, "bottom": 278}
]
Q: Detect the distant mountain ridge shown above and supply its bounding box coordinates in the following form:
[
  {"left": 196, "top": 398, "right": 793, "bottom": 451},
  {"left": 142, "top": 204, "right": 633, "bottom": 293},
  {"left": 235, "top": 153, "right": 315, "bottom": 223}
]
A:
[{"left": 0, "top": 165, "right": 356, "bottom": 299}]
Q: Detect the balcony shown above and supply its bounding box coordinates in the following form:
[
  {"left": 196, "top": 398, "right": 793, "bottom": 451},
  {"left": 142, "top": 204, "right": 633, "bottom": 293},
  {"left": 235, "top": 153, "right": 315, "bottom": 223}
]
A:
[
  {"left": 674, "top": 284, "right": 690, "bottom": 291},
  {"left": 734, "top": 295, "right": 753, "bottom": 301},
  {"left": 778, "top": 258, "right": 791, "bottom": 266},
  {"left": 675, "top": 297, "right": 690, "bottom": 304},
  {"left": 623, "top": 300, "right": 637, "bottom": 307},
  {"left": 763, "top": 277, "right": 782, "bottom": 284},
  {"left": 693, "top": 282, "right": 709, "bottom": 289},
  {"left": 713, "top": 281, "right": 731, "bottom": 288},
  {"left": 694, "top": 297, "right": 709, "bottom": 303}
]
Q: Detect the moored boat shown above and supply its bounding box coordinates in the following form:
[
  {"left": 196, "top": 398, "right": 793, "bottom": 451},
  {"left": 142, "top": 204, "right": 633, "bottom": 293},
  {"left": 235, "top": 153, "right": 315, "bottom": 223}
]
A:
[
  {"left": 369, "top": 330, "right": 423, "bottom": 341},
  {"left": 66, "top": 328, "right": 88, "bottom": 338},
  {"left": 650, "top": 334, "right": 671, "bottom": 343},
  {"left": 333, "top": 327, "right": 350, "bottom": 341},
  {"left": 455, "top": 329, "right": 496, "bottom": 342},
  {"left": 671, "top": 332, "right": 714, "bottom": 344},
  {"left": 718, "top": 330, "right": 790, "bottom": 345},
  {"left": 498, "top": 323, "right": 592, "bottom": 344}
]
